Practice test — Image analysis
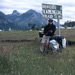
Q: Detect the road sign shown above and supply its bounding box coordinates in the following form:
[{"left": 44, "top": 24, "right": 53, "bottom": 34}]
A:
[
  {"left": 42, "top": 4, "right": 62, "bottom": 19},
  {"left": 42, "top": 3, "right": 63, "bottom": 36}
]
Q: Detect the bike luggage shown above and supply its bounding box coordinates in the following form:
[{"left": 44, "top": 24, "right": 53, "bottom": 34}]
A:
[{"left": 49, "top": 36, "right": 66, "bottom": 51}]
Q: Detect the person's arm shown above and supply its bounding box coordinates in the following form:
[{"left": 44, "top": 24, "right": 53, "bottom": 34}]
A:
[
  {"left": 51, "top": 25, "right": 56, "bottom": 35},
  {"left": 44, "top": 26, "right": 47, "bottom": 35},
  {"left": 53, "top": 25, "right": 56, "bottom": 33}
]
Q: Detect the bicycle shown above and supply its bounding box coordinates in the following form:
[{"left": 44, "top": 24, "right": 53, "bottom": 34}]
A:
[{"left": 39, "top": 31, "right": 66, "bottom": 54}]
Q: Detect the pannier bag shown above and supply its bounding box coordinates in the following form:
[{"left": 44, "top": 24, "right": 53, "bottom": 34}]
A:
[
  {"left": 39, "top": 31, "right": 44, "bottom": 38},
  {"left": 62, "top": 38, "right": 66, "bottom": 48},
  {"left": 49, "top": 36, "right": 66, "bottom": 51},
  {"left": 50, "top": 39, "right": 59, "bottom": 51}
]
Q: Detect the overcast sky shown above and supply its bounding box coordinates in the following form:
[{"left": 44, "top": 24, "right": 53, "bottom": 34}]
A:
[{"left": 0, "top": 0, "right": 75, "bottom": 24}]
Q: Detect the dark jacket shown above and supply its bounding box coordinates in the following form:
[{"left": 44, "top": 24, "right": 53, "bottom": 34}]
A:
[{"left": 44, "top": 23, "right": 56, "bottom": 36}]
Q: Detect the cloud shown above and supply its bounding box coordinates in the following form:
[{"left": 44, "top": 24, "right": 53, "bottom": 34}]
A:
[{"left": 0, "top": 0, "right": 75, "bottom": 23}]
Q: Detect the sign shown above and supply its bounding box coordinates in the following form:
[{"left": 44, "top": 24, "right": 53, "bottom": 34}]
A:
[{"left": 42, "top": 4, "right": 62, "bottom": 19}]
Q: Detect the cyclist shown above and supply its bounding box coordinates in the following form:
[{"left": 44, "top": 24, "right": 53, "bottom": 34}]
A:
[{"left": 41, "top": 18, "right": 56, "bottom": 54}]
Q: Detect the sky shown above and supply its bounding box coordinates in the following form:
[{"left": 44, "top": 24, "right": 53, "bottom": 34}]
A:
[{"left": 0, "top": 0, "right": 75, "bottom": 24}]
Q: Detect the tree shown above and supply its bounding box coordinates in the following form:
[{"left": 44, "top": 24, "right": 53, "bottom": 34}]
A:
[
  {"left": 31, "top": 24, "right": 36, "bottom": 30},
  {"left": 28, "top": 23, "right": 32, "bottom": 30},
  {"left": 64, "top": 21, "right": 75, "bottom": 27},
  {"left": 28, "top": 23, "right": 36, "bottom": 30}
]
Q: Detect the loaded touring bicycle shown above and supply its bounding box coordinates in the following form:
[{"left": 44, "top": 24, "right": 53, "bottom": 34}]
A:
[{"left": 39, "top": 29, "right": 66, "bottom": 53}]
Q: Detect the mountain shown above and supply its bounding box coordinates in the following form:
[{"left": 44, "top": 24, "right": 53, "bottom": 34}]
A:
[
  {"left": 12, "top": 10, "right": 20, "bottom": 15},
  {"left": 7, "top": 9, "right": 46, "bottom": 29},
  {"left": 7, "top": 10, "right": 21, "bottom": 21},
  {"left": 0, "top": 9, "right": 60, "bottom": 30},
  {"left": 0, "top": 11, "right": 19, "bottom": 30}
]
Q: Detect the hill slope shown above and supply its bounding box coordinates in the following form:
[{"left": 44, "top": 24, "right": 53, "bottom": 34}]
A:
[
  {"left": 0, "top": 11, "right": 18, "bottom": 30},
  {"left": 7, "top": 9, "right": 46, "bottom": 29},
  {"left": 0, "top": 9, "right": 60, "bottom": 30}
]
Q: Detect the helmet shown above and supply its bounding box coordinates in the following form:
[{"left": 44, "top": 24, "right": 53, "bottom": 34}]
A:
[{"left": 48, "top": 18, "right": 53, "bottom": 22}]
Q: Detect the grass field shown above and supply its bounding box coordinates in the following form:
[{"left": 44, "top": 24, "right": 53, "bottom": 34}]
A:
[{"left": 0, "top": 29, "right": 75, "bottom": 75}]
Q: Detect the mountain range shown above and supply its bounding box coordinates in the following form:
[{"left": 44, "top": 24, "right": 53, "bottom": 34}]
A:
[
  {"left": 0, "top": 11, "right": 20, "bottom": 30},
  {"left": 0, "top": 9, "right": 59, "bottom": 30}
]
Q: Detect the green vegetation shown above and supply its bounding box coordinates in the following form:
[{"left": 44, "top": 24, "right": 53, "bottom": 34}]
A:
[
  {"left": 64, "top": 21, "right": 75, "bottom": 27},
  {"left": 0, "top": 29, "right": 75, "bottom": 75}
]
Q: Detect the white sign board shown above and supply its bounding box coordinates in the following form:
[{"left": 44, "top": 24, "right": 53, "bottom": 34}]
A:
[{"left": 42, "top": 4, "right": 62, "bottom": 19}]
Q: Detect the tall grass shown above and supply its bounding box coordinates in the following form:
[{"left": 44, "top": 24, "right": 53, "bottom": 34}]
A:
[{"left": 0, "top": 29, "right": 75, "bottom": 75}]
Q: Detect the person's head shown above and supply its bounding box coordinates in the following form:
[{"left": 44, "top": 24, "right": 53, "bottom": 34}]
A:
[{"left": 48, "top": 18, "right": 53, "bottom": 24}]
